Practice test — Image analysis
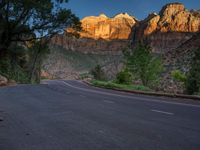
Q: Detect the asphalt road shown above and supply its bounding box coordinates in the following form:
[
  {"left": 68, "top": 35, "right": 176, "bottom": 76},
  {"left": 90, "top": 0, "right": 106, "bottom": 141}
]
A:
[{"left": 0, "top": 80, "right": 200, "bottom": 150}]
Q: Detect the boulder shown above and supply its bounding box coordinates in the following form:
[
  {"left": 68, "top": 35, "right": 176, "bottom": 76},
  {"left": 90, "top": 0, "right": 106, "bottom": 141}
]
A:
[{"left": 0, "top": 75, "right": 8, "bottom": 86}]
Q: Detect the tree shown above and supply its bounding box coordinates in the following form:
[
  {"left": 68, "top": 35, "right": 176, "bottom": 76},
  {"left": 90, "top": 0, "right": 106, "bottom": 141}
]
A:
[
  {"left": 124, "top": 42, "right": 163, "bottom": 87},
  {"left": 28, "top": 40, "right": 50, "bottom": 83},
  {"left": 0, "top": 0, "right": 81, "bottom": 53},
  {"left": 0, "top": 0, "right": 81, "bottom": 83},
  {"left": 186, "top": 47, "right": 200, "bottom": 95}
]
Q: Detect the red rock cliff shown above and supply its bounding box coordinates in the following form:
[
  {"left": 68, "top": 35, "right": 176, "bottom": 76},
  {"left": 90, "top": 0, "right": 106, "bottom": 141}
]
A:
[
  {"left": 51, "top": 13, "right": 137, "bottom": 54},
  {"left": 79, "top": 13, "right": 137, "bottom": 40},
  {"left": 133, "top": 3, "right": 200, "bottom": 53}
]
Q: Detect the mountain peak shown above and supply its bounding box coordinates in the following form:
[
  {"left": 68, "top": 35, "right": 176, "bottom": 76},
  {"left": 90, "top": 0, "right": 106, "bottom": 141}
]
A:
[
  {"left": 159, "top": 2, "right": 185, "bottom": 16},
  {"left": 99, "top": 13, "right": 108, "bottom": 18},
  {"left": 114, "top": 12, "right": 133, "bottom": 19}
]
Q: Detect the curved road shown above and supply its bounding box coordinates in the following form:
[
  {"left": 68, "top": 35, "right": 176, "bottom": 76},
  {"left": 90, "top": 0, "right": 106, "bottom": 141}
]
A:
[{"left": 0, "top": 80, "right": 200, "bottom": 150}]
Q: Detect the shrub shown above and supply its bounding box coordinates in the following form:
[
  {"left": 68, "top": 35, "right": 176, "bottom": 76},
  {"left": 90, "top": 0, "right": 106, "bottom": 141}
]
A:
[
  {"left": 115, "top": 69, "right": 132, "bottom": 84},
  {"left": 171, "top": 70, "right": 186, "bottom": 82},
  {"left": 91, "top": 80, "right": 151, "bottom": 91}
]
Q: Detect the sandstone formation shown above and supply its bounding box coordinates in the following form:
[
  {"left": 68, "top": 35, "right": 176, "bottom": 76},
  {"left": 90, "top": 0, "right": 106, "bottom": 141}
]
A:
[
  {"left": 50, "top": 34, "right": 129, "bottom": 54},
  {"left": 70, "top": 13, "right": 137, "bottom": 40},
  {"left": 46, "top": 13, "right": 136, "bottom": 79},
  {"left": 50, "top": 13, "right": 136, "bottom": 54},
  {"left": 133, "top": 3, "right": 200, "bottom": 53}
]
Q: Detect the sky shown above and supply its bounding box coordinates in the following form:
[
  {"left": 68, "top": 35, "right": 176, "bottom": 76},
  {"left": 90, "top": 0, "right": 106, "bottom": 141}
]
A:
[{"left": 63, "top": 0, "right": 200, "bottom": 20}]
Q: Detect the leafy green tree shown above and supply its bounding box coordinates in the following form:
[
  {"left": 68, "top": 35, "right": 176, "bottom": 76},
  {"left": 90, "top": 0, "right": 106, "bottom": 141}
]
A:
[
  {"left": 124, "top": 42, "right": 163, "bottom": 87},
  {"left": 0, "top": 0, "right": 81, "bottom": 53},
  {"left": 28, "top": 40, "right": 50, "bottom": 83},
  {"left": 186, "top": 47, "right": 200, "bottom": 95},
  {"left": 91, "top": 65, "right": 105, "bottom": 81},
  {"left": 0, "top": 0, "right": 81, "bottom": 82}
]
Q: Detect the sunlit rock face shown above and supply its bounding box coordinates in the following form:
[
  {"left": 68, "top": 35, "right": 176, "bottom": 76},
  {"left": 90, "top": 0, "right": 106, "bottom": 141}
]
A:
[
  {"left": 51, "top": 13, "right": 137, "bottom": 54},
  {"left": 79, "top": 13, "right": 137, "bottom": 40},
  {"left": 133, "top": 3, "right": 200, "bottom": 53}
]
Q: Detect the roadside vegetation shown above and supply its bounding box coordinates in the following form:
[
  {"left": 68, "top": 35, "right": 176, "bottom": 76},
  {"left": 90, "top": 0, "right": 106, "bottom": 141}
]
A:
[
  {"left": 91, "top": 80, "right": 151, "bottom": 91},
  {"left": 89, "top": 42, "right": 163, "bottom": 92},
  {"left": 89, "top": 43, "right": 200, "bottom": 96}
]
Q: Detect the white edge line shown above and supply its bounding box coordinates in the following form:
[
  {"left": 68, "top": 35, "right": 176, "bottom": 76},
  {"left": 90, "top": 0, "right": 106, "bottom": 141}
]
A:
[
  {"left": 151, "top": 109, "right": 174, "bottom": 115},
  {"left": 59, "top": 81, "right": 200, "bottom": 108}
]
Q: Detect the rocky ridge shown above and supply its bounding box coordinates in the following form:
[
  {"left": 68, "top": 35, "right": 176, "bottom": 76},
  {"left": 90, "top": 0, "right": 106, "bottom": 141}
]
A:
[
  {"left": 76, "top": 13, "right": 137, "bottom": 40},
  {"left": 50, "top": 35, "right": 128, "bottom": 54},
  {"left": 133, "top": 3, "right": 200, "bottom": 53}
]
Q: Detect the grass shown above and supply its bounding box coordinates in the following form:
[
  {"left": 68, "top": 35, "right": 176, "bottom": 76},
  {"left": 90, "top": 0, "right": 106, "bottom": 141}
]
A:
[{"left": 91, "top": 80, "right": 151, "bottom": 92}]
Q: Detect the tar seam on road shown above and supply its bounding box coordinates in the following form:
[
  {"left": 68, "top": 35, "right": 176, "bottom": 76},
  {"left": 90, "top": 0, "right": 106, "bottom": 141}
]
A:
[
  {"left": 54, "top": 81, "right": 200, "bottom": 108},
  {"left": 151, "top": 109, "right": 174, "bottom": 115}
]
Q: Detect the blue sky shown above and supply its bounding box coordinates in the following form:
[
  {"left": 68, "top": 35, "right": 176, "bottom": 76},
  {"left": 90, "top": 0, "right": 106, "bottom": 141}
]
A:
[{"left": 64, "top": 0, "right": 200, "bottom": 20}]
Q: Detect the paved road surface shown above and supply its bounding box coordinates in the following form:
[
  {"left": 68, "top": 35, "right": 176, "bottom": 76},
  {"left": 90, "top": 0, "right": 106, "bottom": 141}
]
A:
[{"left": 0, "top": 80, "right": 200, "bottom": 150}]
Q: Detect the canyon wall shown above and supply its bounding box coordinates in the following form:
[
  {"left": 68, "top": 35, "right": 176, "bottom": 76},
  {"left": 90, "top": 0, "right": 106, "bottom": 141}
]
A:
[
  {"left": 133, "top": 3, "right": 200, "bottom": 53},
  {"left": 50, "top": 13, "right": 137, "bottom": 54},
  {"left": 44, "top": 13, "right": 137, "bottom": 79},
  {"left": 50, "top": 35, "right": 128, "bottom": 55},
  {"left": 45, "top": 3, "right": 200, "bottom": 89}
]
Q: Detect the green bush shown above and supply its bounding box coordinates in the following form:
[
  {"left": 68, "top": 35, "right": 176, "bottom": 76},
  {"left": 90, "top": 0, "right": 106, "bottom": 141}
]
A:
[
  {"left": 115, "top": 69, "right": 132, "bottom": 84},
  {"left": 171, "top": 70, "right": 186, "bottom": 82}
]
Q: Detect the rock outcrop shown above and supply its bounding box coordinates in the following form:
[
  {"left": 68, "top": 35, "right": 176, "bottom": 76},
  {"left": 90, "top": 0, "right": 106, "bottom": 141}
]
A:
[
  {"left": 50, "top": 13, "right": 136, "bottom": 54},
  {"left": 160, "top": 32, "right": 200, "bottom": 93},
  {"left": 73, "top": 13, "right": 137, "bottom": 40},
  {"left": 133, "top": 3, "right": 200, "bottom": 53},
  {"left": 0, "top": 75, "right": 8, "bottom": 86},
  {"left": 50, "top": 34, "right": 129, "bottom": 54}
]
